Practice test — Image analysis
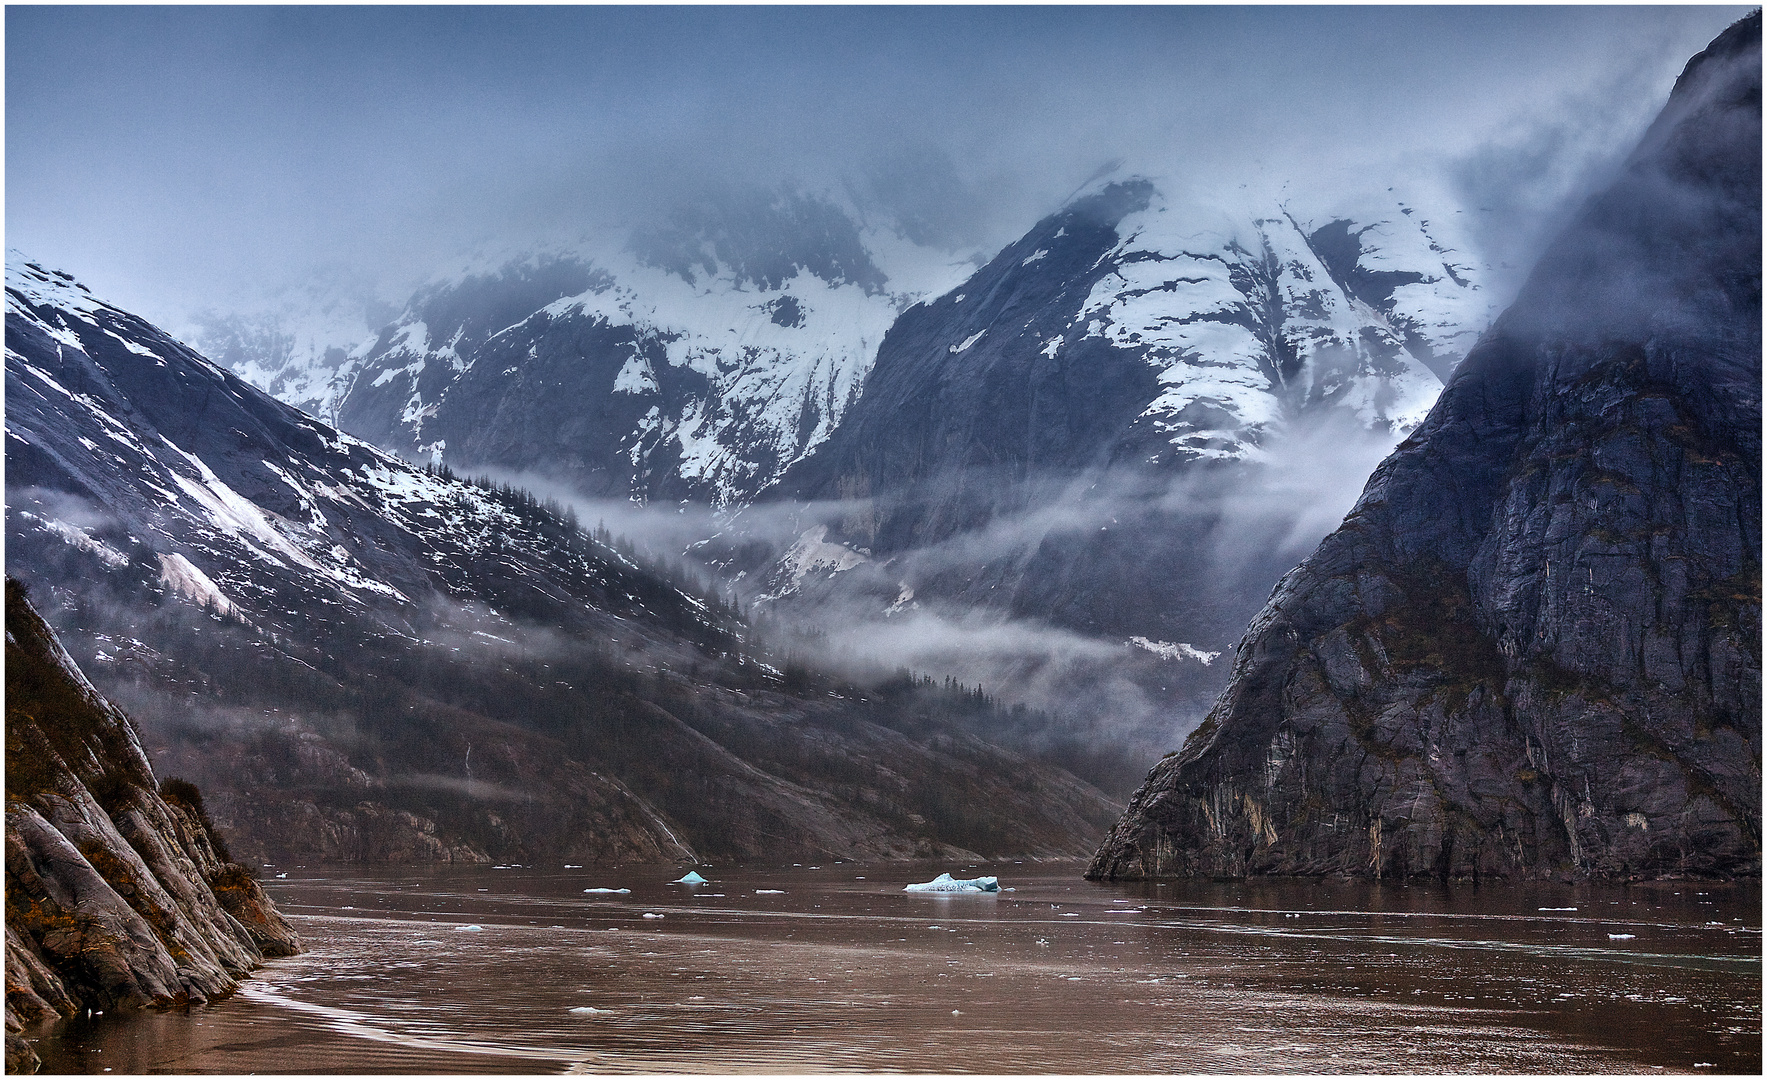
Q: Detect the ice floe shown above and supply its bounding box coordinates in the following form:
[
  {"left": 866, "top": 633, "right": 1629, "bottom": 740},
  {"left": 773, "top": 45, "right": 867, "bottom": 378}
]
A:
[
  {"left": 904, "top": 873, "right": 999, "bottom": 893},
  {"left": 672, "top": 871, "right": 708, "bottom": 884}
]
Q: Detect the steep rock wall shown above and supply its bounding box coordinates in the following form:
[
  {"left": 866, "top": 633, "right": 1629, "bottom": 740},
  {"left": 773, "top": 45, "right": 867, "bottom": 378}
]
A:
[
  {"left": 4, "top": 581, "right": 299, "bottom": 1072},
  {"left": 1089, "top": 13, "right": 1761, "bottom": 883}
]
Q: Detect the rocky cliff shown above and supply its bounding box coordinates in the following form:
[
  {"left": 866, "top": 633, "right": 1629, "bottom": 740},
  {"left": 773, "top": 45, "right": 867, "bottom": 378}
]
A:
[
  {"left": 5, "top": 580, "right": 299, "bottom": 1073},
  {"left": 1089, "top": 13, "right": 1762, "bottom": 882}
]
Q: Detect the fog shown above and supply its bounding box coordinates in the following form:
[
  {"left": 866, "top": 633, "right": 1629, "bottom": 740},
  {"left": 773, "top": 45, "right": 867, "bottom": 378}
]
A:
[
  {"left": 7, "top": 6, "right": 1747, "bottom": 337},
  {"left": 460, "top": 403, "right": 1414, "bottom": 759}
]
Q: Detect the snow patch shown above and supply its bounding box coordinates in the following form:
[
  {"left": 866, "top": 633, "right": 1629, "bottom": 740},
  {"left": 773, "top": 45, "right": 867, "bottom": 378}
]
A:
[
  {"left": 949, "top": 330, "right": 986, "bottom": 354},
  {"left": 158, "top": 553, "right": 245, "bottom": 619}
]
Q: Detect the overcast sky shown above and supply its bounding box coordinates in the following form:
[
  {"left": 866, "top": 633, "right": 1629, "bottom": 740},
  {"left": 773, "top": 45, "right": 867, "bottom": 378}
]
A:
[{"left": 6, "top": 5, "right": 1749, "bottom": 332}]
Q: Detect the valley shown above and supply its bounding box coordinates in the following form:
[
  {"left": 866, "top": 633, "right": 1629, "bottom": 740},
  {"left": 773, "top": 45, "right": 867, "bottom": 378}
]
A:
[{"left": 5, "top": 6, "right": 1758, "bottom": 1074}]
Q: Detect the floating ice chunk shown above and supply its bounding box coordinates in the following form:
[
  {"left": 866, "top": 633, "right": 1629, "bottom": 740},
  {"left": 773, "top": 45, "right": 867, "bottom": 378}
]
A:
[
  {"left": 1539, "top": 907, "right": 1578, "bottom": 911},
  {"left": 455, "top": 924, "right": 484, "bottom": 932},
  {"left": 568, "top": 1006, "right": 612, "bottom": 1016},
  {"left": 904, "top": 873, "right": 999, "bottom": 893},
  {"left": 565, "top": 864, "right": 582, "bottom": 869},
  {"left": 755, "top": 889, "right": 785, "bottom": 895},
  {"left": 584, "top": 887, "right": 631, "bottom": 894},
  {"left": 1061, "top": 912, "right": 1081, "bottom": 917},
  {"left": 672, "top": 871, "right": 709, "bottom": 884},
  {"left": 1608, "top": 933, "right": 1636, "bottom": 940},
  {"left": 643, "top": 912, "right": 665, "bottom": 919}
]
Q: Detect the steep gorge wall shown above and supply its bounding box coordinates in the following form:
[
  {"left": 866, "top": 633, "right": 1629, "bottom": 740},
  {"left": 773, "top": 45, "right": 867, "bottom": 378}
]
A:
[{"left": 1090, "top": 13, "right": 1761, "bottom": 883}]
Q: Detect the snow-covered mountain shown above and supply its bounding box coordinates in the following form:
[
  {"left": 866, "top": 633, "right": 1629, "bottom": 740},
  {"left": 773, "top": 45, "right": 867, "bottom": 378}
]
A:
[
  {"left": 5, "top": 253, "right": 1121, "bottom": 863},
  {"left": 177, "top": 175, "right": 1498, "bottom": 769},
  {"left": 704, "top": 176, "right": 1498, "bottom": 757},
  {"left": 185, "top": 267, "right": 395, "bottom": 424},
  {"left": 325, "top": 186, "right": 977, "bottom": 505},
  {"left": 785, "top": 175, "right": 1492, "bottom": 502},
  {"left": 763, "top": 177, "right": 1495, "bottom": 628}
]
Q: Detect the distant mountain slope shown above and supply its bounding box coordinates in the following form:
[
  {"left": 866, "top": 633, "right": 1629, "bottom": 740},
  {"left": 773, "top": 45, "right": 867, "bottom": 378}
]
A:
[
  {"left": 786, "top": 178, "right": 1487, "bottom": 499},
  {"left": 6, "top": 580, "right": 298, "bottom": 1074},
  {"left": 1090, "top": 12, "right": 1762, "bottom": 882},
  {"left": 720, "top": 179, "right": 1494, "bottom": 759},
  {"left": 323, "top": 188, "right": 976, "bottom": 505},
  {"left": 5, "top": 255, "right": 1120, "bottom": 866}
]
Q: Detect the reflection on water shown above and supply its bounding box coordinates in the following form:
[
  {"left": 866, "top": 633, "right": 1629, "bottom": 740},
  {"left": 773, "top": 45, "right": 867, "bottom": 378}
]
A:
[{"left": 30, "top": 862, "right": 1760, "bottom": 1074}]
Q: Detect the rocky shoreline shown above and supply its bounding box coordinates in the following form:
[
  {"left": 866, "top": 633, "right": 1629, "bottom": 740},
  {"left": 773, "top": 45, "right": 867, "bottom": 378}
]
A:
[{"left": 5, "top": 580, "right": 300, "bottom": 1073}]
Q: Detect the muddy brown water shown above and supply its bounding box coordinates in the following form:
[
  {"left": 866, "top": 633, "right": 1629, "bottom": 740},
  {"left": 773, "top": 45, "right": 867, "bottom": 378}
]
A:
[{"left": 27, "top": 861, "right": 1760, "bottom": 1074}]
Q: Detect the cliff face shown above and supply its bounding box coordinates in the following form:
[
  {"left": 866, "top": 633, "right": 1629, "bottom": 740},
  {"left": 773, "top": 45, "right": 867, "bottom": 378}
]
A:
[
  {"left": 1090, "top": 14, "right": 1761, "bottom": 883},
  {"left": 4, "top": 581, "right": 299, "bottom": 1073}
]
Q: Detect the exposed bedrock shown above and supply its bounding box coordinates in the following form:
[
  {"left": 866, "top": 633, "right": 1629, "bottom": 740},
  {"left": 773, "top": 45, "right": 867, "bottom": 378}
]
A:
[
  {"left": 5, "top": 581, "right": 299, "bottom": 1072},
  {"left": 1090, "top": 13, "right": 1761, "bottom": 883}
]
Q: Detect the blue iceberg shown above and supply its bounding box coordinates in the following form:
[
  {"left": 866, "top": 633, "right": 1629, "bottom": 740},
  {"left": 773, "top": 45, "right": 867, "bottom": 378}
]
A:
[
  {"left": 672, "top": 870, "right": 709, "bottom": 884},
  {"left": 904, "top": 872, "right": 1000, "bottom": 893}
]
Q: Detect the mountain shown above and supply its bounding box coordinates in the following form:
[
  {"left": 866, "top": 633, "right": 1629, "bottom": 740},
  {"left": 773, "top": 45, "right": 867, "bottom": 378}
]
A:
[
  {"left": 1089, "top": 13, "right": 1761, "bottom": 882},
  {"left": 5, "top": 254, "right": 1121, "bottom": 867},
  {"left": 182, "top": 170, "right": 1497, "bottom": 793},
  {"left": 6, "top": 580, "right": 298, "bottom": 1074},
  {"left": 325, "top": 187, "right": 976, "bottom": 505},
  {"left": 721, "top": 178, "right": 1494, "bottom": 769}
]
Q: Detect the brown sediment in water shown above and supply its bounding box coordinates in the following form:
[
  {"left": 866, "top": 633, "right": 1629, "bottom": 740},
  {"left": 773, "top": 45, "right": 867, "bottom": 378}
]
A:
[{"left": 26, "top": 861, "right": 1762, "bottom": 1074}]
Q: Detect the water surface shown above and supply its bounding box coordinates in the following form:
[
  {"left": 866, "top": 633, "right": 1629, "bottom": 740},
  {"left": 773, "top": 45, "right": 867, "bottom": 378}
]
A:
[{"left": 30, "top": 861, "right": 1760, "bottom": 1073}]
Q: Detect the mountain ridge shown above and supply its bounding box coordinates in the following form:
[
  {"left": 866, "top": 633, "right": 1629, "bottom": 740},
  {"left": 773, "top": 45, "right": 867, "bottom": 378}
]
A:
[{"left": 5, "top": 254, "right": 1123, "bottom": 867}]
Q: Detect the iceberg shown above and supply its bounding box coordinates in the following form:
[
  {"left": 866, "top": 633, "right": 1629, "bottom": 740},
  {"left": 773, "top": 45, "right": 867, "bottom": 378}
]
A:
[
  {"left": 584, "top": 887, "right": 631, "bottom": 894},
  {"left": 672, "top": 870, "right": 709, "bottom": 884},
  {"left": 904, "top": 872, "right": 1000, "bottom": 893}
]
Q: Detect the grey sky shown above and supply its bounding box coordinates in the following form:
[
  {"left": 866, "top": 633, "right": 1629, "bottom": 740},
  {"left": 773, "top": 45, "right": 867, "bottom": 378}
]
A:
[{"left": 6, "top": 5, "right": 1749, "bottom": 329}]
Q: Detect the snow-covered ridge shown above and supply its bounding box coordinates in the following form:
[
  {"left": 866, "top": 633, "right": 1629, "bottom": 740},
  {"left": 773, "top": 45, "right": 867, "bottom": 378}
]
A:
[
  {"left": 1070, "top": 181, "right": 1495, "bottom": 461},
  {"left": 327, "top": 195, "right": 979, "bottom": 505},
  {"left": 6, "top": 254, "right": 725, "bottom": 642}
]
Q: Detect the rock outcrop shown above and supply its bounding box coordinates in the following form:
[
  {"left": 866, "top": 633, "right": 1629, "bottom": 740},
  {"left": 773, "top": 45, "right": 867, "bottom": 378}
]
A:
[
  {"left": 5, "top": 580, "right": 299, "bottom": 1073},
  {"left": 1090, "top": 13, "right": 1761, "bottom": 882}
]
